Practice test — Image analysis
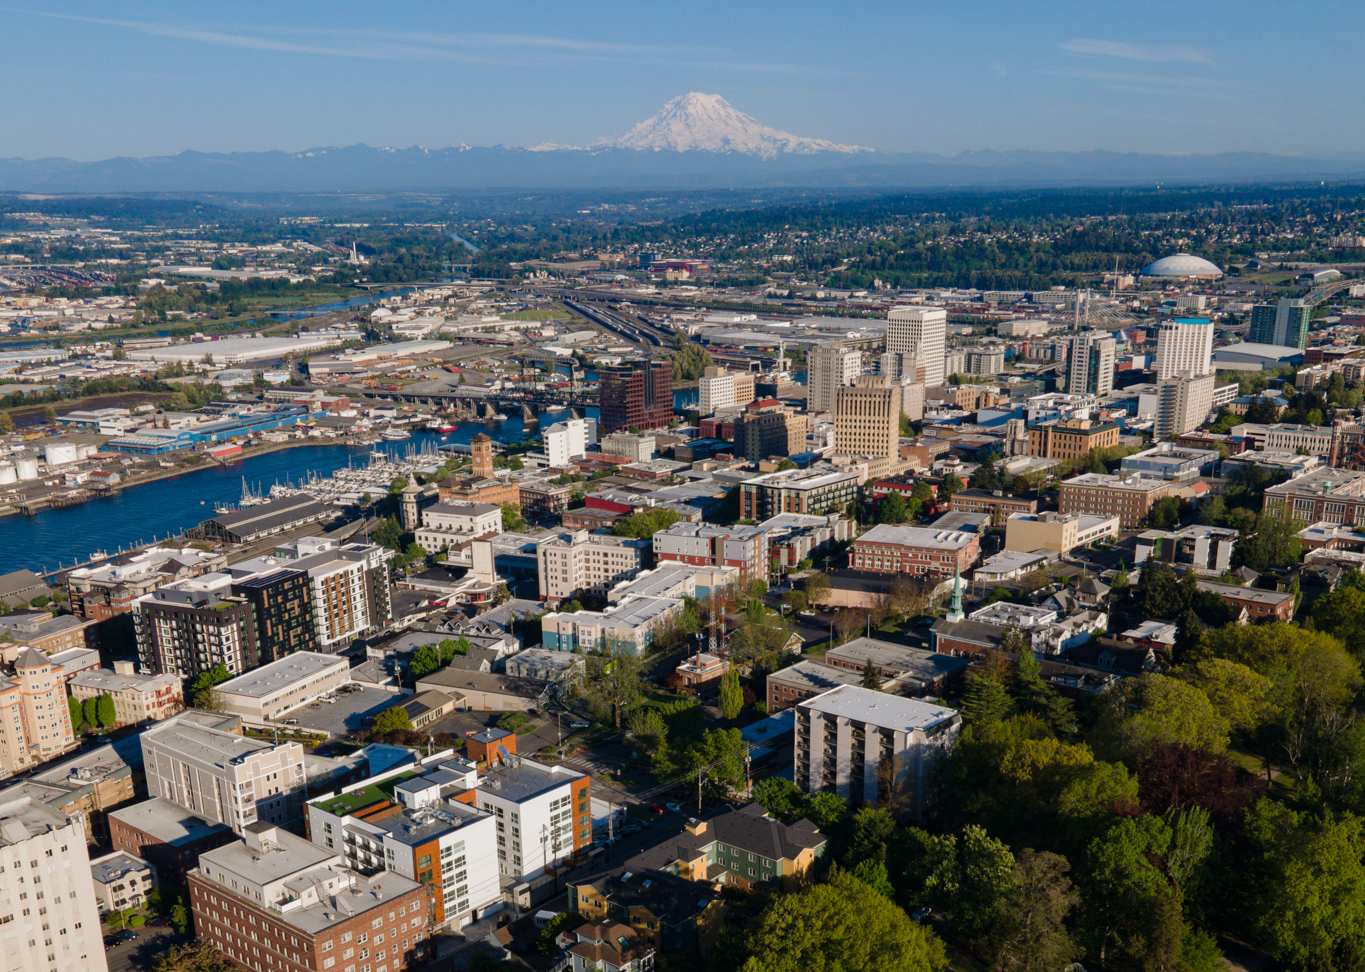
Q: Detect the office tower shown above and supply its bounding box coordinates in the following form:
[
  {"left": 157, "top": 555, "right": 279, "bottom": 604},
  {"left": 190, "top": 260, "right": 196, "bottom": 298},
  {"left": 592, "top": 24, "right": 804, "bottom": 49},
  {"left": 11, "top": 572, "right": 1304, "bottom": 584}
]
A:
[
  {"left": 0, "top": 795, "right": 108, "bottom": 972},
  {"left": 887, "top": 306, "right": 947, "bottom": 386},
  {"left": 1156, "top": 373, "right": 1216, "bottom": 439},
  {"left": 834, "top": 376, "right": 902, "bottom": 476},
  {"left": 1066, "top": 332, "right": 1116, "bottom": 396},
  {"left": 734, "top": 400, "right": 805, "bottom": 460},
  {"left": 143, "top": 711, "right": 306, "bottom": 832},
  {"left": 808, "top": 344, "right": 863, "bottom": 414},
  {"left": 1155, "top": 318, "right": 1214, "bottom": 380},
  {"left": 1250, "top": 298, "right": 1312, "bottom": 350},
  {"left": 599, "top": 360, "right": 673, "bottom": 433}
]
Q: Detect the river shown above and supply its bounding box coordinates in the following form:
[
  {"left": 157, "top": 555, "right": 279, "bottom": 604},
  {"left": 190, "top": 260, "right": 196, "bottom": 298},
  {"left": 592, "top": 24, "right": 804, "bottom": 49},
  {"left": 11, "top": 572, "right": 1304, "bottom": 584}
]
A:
[{"left": 0, "top": 409, "right": 590, "bottom": 574}]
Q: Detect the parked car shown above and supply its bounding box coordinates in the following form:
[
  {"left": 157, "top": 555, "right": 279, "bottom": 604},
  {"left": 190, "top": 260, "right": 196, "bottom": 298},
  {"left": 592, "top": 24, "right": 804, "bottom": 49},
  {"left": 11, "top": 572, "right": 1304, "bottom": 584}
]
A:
[
  {"left": 798, "top": 610, "right": 817, "bottom": 618},
  {"left": 910, "top": 907, "right": 931, "bottom": 923},
  {"left": 665, "top": 802, "right": 682, "bottom": 813},
  {"left": 283, "top": 719, "right": 299, "bottom": 726},
  {"left": 114, "top": 931, "right": 138, "bottom": 943},
  {"left": 103, "top": 937, "right": 118, "bottom": 949},
  {"left": 647, "top": 803, "right": 665, "bottom": 816},
  {"left": 569, "top": 721, "right": 589, "bottom": 729}
]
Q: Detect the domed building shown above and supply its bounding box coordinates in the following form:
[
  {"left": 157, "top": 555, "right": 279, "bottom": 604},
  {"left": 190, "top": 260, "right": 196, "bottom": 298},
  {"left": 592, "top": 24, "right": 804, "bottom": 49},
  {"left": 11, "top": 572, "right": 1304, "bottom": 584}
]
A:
[{"left": 1140, "top": 253, "right": 1224, "bottom": 279}]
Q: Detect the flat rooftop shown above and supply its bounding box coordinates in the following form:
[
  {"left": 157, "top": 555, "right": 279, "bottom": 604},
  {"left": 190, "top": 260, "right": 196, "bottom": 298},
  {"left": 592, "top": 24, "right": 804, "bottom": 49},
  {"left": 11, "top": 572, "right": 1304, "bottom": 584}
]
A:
[
  {"left": 379, "top": 801, "right": 488, "bottom": 848},
  {"left": 92, "top": 852, "right": 152, "bottom": 886},
  {"left": 216, "top": 652, "right": 347, "bottom": 699},
  {"left": 479, "top": 760, "right": 584, "bottom": 804},
  {"left": 800, "top": 684, "right": 959, "bottom": 732},
  {"left": 108, "top": 796, "right": 232, "bottom": 845},
  {"left": 0, "top": 794, "right": 70, "bottom": 843},
  {"left": 143, "top": 720, "right": 277, "bottom": 770},
  {"left": 856, "top": 523, "right": 976, "bottom": 550},
  {"left": 742, "top": 465, "right": 858, "bottom": 490}
]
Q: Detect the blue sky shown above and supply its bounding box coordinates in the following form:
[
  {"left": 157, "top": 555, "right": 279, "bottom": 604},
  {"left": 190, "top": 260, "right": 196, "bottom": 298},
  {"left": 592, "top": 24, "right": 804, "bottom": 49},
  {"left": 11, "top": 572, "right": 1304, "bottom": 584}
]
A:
[{"left": 4, "top": 0, "right": 1361, "bottom": 160}]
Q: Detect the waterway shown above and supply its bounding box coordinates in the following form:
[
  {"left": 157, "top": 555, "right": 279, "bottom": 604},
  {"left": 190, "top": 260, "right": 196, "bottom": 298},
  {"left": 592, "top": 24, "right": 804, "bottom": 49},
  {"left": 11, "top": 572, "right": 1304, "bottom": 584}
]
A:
[
  {"left": 0, "top": 409, "right": 590, "bottom": 574},
  {"left": 267, "top": 286, "right": 416, "bottom": 321}
]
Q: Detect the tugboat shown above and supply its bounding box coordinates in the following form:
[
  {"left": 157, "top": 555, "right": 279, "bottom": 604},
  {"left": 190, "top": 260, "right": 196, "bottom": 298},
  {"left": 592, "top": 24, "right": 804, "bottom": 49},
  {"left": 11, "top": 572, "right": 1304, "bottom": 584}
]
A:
[{"left": 437, "top": 424, "right": 458, "bottom": 433}]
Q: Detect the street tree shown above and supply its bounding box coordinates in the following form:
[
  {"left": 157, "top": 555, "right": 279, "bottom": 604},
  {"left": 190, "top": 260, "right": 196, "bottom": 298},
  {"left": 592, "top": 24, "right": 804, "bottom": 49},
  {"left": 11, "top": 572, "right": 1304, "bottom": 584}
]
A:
[
  {"left": 581, "top": 646, "right": 646, "bottom": 729},
  {"left": 719, "top": 669, "right": 744, "bottom": 720}
]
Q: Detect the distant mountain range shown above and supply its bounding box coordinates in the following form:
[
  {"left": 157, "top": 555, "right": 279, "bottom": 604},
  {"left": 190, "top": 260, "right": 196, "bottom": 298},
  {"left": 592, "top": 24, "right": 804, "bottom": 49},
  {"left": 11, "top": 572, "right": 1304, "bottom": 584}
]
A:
[{"left": 5, "top": 93, "right": 1365, "bottom": 194}]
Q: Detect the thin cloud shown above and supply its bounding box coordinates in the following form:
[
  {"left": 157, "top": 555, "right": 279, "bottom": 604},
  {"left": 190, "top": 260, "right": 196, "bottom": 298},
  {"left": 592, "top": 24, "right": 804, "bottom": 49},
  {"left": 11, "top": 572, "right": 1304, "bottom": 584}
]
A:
[
  {"left": 25, "top": 12, "right": 819, "bottom": 74},
  {"left": 1040, "top": 68, "right": 1234, "bottom": 101},
  {"left": 1060, "top": 39, "right": 1213, "bottom": 66}
]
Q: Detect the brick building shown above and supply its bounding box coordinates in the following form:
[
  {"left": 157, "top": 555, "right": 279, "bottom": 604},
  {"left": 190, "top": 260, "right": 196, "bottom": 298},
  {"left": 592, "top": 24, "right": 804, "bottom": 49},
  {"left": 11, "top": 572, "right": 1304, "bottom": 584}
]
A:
[
  {"left": 1057, "top": 473, "right": 1171, "bottom": 529},
  {"left": 599, "top": 360, "right": 674, "bottom": 434},
  {"left": 68, "top": 661, "right": 184, "bottom": 727},
  {"left": 946, "top": 488, "right": 1040, "bottom": 525},
  {"left": 848, "top": 524, "right": 980, "bottom": 577},
  {"left": 110, "top": 796, "right": 237, "bottom": 879},
  {"left": 733, "top": 399, "right": 805, "bottom": 460},
  {"left": 189, "top": 823, "right": 432, "bottom": 972}
]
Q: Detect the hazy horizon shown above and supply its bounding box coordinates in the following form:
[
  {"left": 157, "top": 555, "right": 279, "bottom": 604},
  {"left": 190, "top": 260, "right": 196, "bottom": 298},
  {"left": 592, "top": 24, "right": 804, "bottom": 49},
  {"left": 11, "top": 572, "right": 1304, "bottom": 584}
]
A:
[{"left": 6, "top": 0, "right": 1362, "bottom": 162}]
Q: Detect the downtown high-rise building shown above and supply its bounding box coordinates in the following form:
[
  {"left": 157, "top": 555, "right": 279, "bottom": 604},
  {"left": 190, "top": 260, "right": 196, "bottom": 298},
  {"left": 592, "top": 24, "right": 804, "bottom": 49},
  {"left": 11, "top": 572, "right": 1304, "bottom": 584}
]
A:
[
  {"left": 807, "top": 344, "right": 864, "bottom": 414},
  {"left": 1249, "top": 299, "right": 1312, "bottom": 351},
  {"left": 599, "top": 359, "right": 674, "bottom": 433},
  {"left": 834, "top": 376, "right": 902, "bottom": 478},
  {"left": 887, "top": 306, "right": 947, "bottom": 387},
  {"left": 1154, "top": 318, "right": 1213, "bottom": 380},
  {"left": 1066, "top": 331, "right": 1116, "bottom": 397},
  {"left": 1155, "top": 373, "right": 1216, "bottom": 439}
]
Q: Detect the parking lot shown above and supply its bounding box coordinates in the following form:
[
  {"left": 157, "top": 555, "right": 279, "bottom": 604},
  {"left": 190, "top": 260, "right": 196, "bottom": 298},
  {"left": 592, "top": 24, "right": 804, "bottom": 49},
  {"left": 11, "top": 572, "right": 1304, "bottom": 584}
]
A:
[
  {"left": 104, "top": 925, "right": 184, "bottom": 972},
  {"left": 283, "top": 686, "right": 403, "bottom": 736}
]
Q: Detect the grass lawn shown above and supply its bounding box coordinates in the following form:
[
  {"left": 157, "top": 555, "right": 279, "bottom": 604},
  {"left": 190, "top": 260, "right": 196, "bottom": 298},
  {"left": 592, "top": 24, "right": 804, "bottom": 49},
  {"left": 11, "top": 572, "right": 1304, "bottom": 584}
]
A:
[
  {"left": 310, "top": 771, "right": 419, "bottom": 815},
  {"left": 1227, "top": 745, "right": 1294, "bottom": 797},
  {"left": 502, "top": 309, "right": 571, "bottom": 321}
]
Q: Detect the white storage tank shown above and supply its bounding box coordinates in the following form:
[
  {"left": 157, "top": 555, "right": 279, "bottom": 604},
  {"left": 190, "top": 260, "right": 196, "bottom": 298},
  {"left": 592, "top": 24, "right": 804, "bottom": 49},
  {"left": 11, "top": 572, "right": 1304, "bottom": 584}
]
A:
[
  {"left": 15, "top": 458, "right": 39, "bottom": 481},
  {"left": 0, "top": 464, "right": 15, "bottom": 485},
  {"left": 44, "top": 443, "right": 80, "bottom": 466}
]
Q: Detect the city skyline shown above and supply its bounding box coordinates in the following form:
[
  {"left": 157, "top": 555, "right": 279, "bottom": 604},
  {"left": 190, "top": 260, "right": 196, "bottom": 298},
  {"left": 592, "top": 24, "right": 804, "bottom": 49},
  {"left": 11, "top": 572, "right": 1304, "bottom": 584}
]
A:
[{"left": 4, "top": 0, "right": 1364, "bottom": 161}]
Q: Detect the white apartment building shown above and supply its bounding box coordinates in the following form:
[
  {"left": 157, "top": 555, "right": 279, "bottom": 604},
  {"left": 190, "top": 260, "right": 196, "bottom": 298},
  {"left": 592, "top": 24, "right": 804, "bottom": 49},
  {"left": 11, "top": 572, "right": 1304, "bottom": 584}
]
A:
[
  {"left": 601, "top": 432, "right": 656, "bottom": 463},
  {"left": 307, "top": 760, "right": 502, "bottom": 929},
  {"left": 807, "top": 344, "right": 863, "bottom": 414},
  {"left": 698, "top": 368, "right": 736, "bottom": 416},
  {"left": 794, "top": 685, "right": 961, "bottom": 818},
  {"left": 887, "top": 306, "right": 947, "bottom": 386},
  {"left": 0, "top": 796, "right": 107, "bottom": 972},
  {"left": 1156, "top": 373, "right": 1216, "bottom": 439},
  {"left": 541, "top": 596, "right": 685, "bottom": 656},
  {"left": 544, "top": 418, "right": 595, "bottom": 467},
  {"left": 474, "top": 759, "right": 591, "bottom": 881},
  {"left": 213, "top": 652, "right": 350, "bottom": 722},
  {"left": 142, "top": 712, "right": 306, "bottom": 832},
  {"left": 1155, "top": 319, "right": 1214, "bottom": 380},
  {"left": 90, "top": 851, "right": 156, "bottom": 915},
  {"left": 1066, "top": 332, "right": 1116, "bottom": 397},
  {"left": 415, "top": 502, "right": 503, "bottom": 552},
  {"left": 536, "top": 531, "right": 650, "bottom": 601}
]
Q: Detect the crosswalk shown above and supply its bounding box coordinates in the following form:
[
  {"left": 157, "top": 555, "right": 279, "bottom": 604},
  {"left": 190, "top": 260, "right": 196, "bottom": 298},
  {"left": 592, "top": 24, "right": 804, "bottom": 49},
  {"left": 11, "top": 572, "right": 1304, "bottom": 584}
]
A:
[{"left": 566, "top": 755, "right": 625, "bottom": 774}]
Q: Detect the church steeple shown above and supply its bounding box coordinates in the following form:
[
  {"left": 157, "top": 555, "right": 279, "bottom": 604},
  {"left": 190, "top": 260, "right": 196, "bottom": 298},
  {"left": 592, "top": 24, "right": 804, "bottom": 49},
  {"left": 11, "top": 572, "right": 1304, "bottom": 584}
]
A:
[{"left": 946, "top": 565, "right": 965, "bottom": 623}]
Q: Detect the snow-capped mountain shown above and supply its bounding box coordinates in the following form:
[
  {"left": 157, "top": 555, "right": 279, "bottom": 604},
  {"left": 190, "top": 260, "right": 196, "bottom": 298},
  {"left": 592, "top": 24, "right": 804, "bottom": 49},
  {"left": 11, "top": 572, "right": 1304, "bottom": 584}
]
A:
[{"left": 591, "top": 92, "right": 872, "bottom": 159}]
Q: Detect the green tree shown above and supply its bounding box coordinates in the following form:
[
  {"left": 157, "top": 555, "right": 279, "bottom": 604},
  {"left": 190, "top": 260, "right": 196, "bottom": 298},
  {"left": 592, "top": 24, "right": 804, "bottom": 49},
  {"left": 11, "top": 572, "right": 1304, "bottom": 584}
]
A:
[
  {"left": 847, "top": 806, "right": 898, "bottom": 864},
  {"left": 718, "top": 669, "right": 744, "bottom": 720},
  {"left": 372, "top": 705, "right": 413, "bottom": 735},
  {"left": 1080, "top": 815, "right": 1183, "bottom": 972},
  {"left": 986, "top": 849, "right": 1080, "bottom": 972},
  {"left": 940, "top": 474, "right": 964, "bottom": 499},
  {"left": 753, "top": 777, "right": 803, "bottom": 820},
  {"left": 68, "top": 696, "right": 84, "bottom": 732},
  {"left": 737, "top": 869, "right": 946, "bottom": 972},
  {"left": 151, "top": 940, "right": 235, "bottom": 972},
  {"left": 82, "top": 696, "right": 99, "bottom": 728},
  {"left": 803, "top": 571, "right": 831, "bottom": 606},
  {"left": 1091, "top": 674, "right": 1230, "bottom": 761},
  {"left": 672, "top": 340, "right": 716, "bottom": 381},
  {"left": 96, "top": 693, "right": 116, "bottom": 728},
  {"left": 1012, "top": 648, "right": 1076, "bottom": 737},
  {"left": 409, "top": 644, "right": 443, "bottom": 679},
  {"left": 372, "top": 516, "right": 403, "bottom": 551},
  {"left": 0, "top": 411, "right": 13, "bottom": 434},
  {"left": 1234, "top": 512, "right": 1303, "bottom": 572},
  {"left": 1150, "top": 495, "right": 1181, "bottom": 529},
  {"left": 627, "top": 707, "right": 669, "bottom": 757},
  {"left": 923, "top": 824, "right": 1017, "bottom": 941},
  {"left": 852, "top": 859, "right": 896, "bottom": 899},
  {"left": 1243, "top": 798, "right": 1365, "bottom": 969},
  {"left": 582, "top": 647, "right": 645, "bottom": 729},
  {"left": 877, "top": 490, "right": 910, "bottom": 524},
  {"left": 1176, "top": 658, "right": 1274, "bottom": 734},
  {"left": 613, "top": 507, "right": 681, "bottom": 539},
  {"left": 861, "top": 663, "right": 883, "bottom": 690},
  {"left": 500, "top": 502, "right": 528, "bottom": 532},
  {"left": 961, "top": 673, "right": 1013, "bottom": 726},
  {"left": 1311, "top": 583, "right": 1365, "bottom": 660}
]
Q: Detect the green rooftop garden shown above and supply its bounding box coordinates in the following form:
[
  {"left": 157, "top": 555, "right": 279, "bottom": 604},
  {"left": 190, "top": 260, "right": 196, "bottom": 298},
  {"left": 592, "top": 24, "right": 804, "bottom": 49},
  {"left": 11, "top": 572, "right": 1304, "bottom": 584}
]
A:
[{"left": 310, "top": 771, "right": 419, "bottom": 816}]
